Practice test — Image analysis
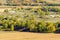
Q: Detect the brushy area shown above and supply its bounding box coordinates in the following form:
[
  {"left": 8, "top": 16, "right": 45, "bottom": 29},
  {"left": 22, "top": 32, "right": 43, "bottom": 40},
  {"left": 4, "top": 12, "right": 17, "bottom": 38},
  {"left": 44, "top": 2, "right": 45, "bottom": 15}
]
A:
[{"left": 0, "top": 6, "right": 60, "bottom": 33}]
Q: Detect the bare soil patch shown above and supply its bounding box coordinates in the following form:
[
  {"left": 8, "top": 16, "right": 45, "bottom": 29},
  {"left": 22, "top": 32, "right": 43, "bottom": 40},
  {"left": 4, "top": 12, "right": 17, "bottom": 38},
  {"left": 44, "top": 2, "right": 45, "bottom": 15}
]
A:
[{"left": 0, "top": 31, "right": 60, "bottom": 40}]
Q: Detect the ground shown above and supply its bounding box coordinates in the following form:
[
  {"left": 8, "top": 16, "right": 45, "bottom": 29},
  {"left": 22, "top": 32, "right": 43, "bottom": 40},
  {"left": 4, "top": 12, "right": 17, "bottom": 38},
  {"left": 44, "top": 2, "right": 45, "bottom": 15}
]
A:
[{"left": 0, "top": 31, "right": 60, "bottom": 40}]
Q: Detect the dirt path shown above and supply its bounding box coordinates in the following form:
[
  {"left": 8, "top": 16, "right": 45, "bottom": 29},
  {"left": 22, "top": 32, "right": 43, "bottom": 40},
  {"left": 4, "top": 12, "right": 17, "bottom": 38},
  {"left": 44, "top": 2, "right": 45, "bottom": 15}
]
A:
[{"left": 0, "top": 31, "right": 60, "bottom": 40}]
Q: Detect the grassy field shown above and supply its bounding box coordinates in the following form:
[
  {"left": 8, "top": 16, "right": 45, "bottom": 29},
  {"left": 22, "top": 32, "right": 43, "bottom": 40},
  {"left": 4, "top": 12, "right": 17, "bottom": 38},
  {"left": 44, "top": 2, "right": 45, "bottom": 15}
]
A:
[{"left": 0, "top": 31, "right": 60, "bottom": 40}]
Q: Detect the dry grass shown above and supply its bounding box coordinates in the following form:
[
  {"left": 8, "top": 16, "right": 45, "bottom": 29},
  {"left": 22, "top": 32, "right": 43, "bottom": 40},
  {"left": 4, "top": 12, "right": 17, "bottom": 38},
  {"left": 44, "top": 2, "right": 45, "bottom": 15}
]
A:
[{"left": 0, "top": 31, "right": 60, "bottom": 40}]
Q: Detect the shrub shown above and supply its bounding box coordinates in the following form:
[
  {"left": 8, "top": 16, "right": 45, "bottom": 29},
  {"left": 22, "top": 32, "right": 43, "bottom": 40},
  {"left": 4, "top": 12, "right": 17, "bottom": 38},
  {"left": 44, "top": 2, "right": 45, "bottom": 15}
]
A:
[
  {"left": 10, "top": 21, "right": 16, "bottom": 31},
  {"left": 0, "top": 26, "right": 3, "bottom": 30},
  {"left": 56, "top": 22, "right": 60, "bottom": 27},
  {"left": 54, "top": 22, "right": 60, "bottom": 33},
  {"left": 4, "top": 23, "right": 8, "bottom": 29},
  {"left": 38, "top": 21, "right": 56, "bottom": 33},
  {"left": 10, "top": 24, "right": 14, "bottom": 31},
  {"left": 41, "top": 7, "right": 48, "bottom": 12},
  {"left": 0, "top": 7, "right": 58, "bottom": 33},
  {"left": 15, "top": 20, "right": 21, "bottom": 27},
  {"left": 4, "top": 9, "right": 9, "bottom": 13},
  {"left": 47, "top": 22, "right": 56, "bottom": 32},
  {"left": 29, "top": 24, "right": 37, "bottom": 32},
  {"left": 38, "top": 21, "right": 47, "bottom": 32},
  {"left": 21, "top": 21, "right": 26, "bottom": 27}
]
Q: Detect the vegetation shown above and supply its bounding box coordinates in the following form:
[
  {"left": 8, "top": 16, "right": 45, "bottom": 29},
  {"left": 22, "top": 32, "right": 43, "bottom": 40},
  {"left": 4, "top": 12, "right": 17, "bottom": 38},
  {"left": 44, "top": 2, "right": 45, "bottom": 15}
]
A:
[
  {"left": 0, "top": 0, "right": 60, "bottom": 6},
  {"left": 0, "top": 6, "right": 60, "bottom": 33}
]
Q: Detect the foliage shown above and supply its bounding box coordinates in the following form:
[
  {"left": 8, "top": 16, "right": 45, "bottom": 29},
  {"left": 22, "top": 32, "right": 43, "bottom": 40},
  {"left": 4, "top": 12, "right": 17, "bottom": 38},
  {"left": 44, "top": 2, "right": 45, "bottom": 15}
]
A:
[
  {"left": 0, "top": 7, "right": 59, "bottom": 33},
  {"left": 46, "top": 22, "right": 56, "bottom": 32},
  {"left": 38, "top": 21, "right": 56, "bottom": 33},
  {"left": 10, "top": 24, "right": 14, "bottom": 31},
  {"left": 4, "top": 9, "right": 9, "bottom": 13}
]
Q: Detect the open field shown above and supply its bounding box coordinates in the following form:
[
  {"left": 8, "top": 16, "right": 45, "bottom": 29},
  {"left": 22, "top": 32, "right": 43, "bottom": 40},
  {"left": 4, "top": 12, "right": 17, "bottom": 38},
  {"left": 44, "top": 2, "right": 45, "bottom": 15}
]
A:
[{"left": 0, "top": 31, "right": 60, "bottom": 40}]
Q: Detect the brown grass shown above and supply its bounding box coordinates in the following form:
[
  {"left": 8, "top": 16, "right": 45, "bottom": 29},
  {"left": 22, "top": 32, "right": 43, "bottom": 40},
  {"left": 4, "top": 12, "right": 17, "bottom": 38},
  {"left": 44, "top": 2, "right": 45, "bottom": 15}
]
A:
[{"left": 0, "top": 31, "right": 60, "bottom": 40}]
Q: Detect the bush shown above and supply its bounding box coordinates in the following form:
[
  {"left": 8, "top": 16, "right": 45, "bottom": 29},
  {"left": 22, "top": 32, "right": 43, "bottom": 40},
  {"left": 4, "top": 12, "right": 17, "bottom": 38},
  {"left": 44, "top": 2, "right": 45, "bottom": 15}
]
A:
[
  {"left": 21, "top": 21, "right": 26, "bottom": 27},
  {"left": 0, "top": 7, "right": 59, "bottom": 33},
  {"left": 38, "top": 22, "right": 56, "bottom": 33},
  {"left": 4, "top": 23, "right": 8, "bottom": 29},
  {"left": 0, "top": 26, "right": 3, "bottom": 30},
  {"left": 46, "top": 22, "right": 56, "bottom": 32},
  {"left": 10, "top": 24, "right": 14, "bottom": 31},
  {"left": 55, "top": 22, "right": 60, "bottom": 33},
  {"left": 38, "top": 21, "right": 47, "bottom": 32},
  {"left": 56, "top": 22, "right": 60, "bottom": 27},
  {"left": 4, "top": 9, "right": 9, "bottom": 13},
  {"left": 29, "top": 24, "right": 38, "bottom": 32}
]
